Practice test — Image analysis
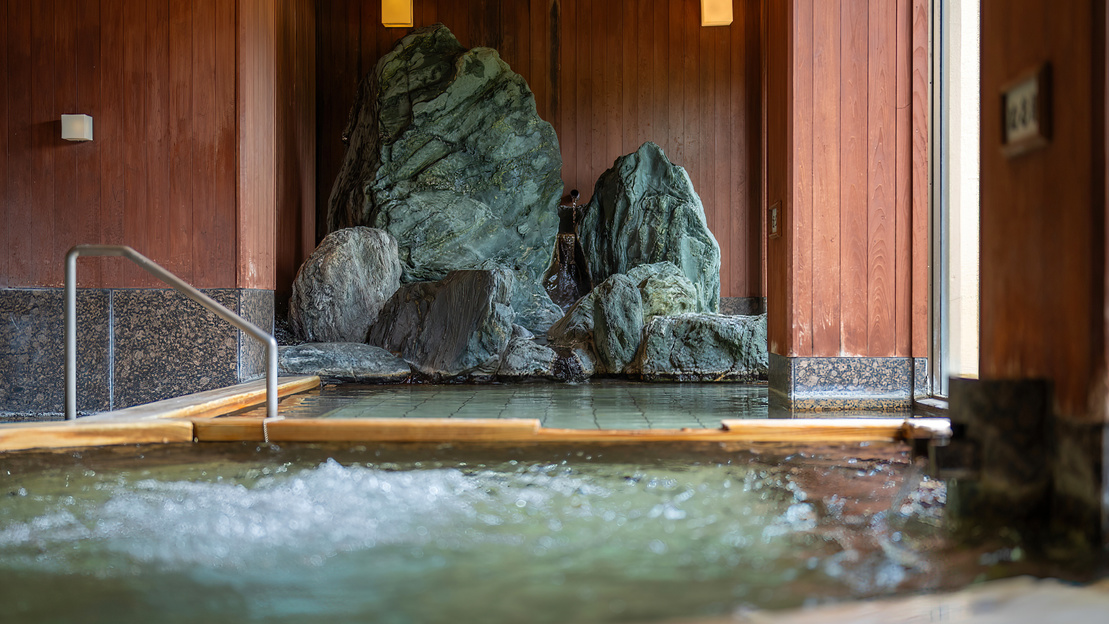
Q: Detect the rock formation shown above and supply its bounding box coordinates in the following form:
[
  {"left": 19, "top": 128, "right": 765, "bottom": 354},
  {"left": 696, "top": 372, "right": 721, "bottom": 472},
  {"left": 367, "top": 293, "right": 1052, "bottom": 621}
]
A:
[
  {"left": 366, "top": 269, "right": 515, "bottom": 379},
  {"left": 498, "top": 338, "right": 558, "bottom": 379},
  {"left": 578, "top": 142, "right": 721, "bottom": 313},
  {"left": 278, "top": 343, "right": 411, "bottom": 382},
  {"left": 633, "top": 313, "right": 768, "bottom": 381},
  {"left": 592, "top": 274, "right": 644, "bottom": 374},
  {"left": 326, "top": 24, "right": 563, "bottom": 332},
  {"left": 289, "top": 227, "right": 402, "bottom": 343}
]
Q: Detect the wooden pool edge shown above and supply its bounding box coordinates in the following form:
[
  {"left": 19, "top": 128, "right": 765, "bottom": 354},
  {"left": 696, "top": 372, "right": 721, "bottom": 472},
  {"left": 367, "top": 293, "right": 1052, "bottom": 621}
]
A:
[
  {"left": 0, "top": 377, "right": 951, "bottom": 453},
  {"left": 0, "top": 375, "right": 320, "bottom": 452}
]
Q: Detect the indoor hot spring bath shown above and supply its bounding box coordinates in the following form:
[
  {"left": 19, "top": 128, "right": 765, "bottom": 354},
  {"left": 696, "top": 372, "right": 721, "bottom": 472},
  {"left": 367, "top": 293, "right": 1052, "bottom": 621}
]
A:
[{"left": 0, "top": 440, "right": 1039, "bottom": 624}]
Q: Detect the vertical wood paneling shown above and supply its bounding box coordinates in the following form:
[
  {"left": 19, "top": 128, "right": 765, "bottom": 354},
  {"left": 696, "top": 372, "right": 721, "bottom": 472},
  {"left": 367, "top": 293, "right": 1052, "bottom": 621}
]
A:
[
  {"left": 865, "top": 0, "right": 895, "bottom": 355},
  {"left": 143, "top": 0, "right": 170, "bottom": 288},
  {"left": 3, "top": 0, "right": 301, "bottom": 291},
  {"left": 910, "top": 0, "right": 929, "bottom": 357},
  {"left": 979, "top": 0, "right": 1102, "bottom": 418},
  {"left": 766, "top": 0, "right": 923, "bottom": 358},
  {"left": 167, "top": 0, "right": 194, "bottom": 283},
  {"left": 894, "top": 0, "right": 913, "bottom": 356},
  {"left": 53, "top": 0, "right": 78, "bottom": 288},
  {"left": 238, "top": 0, "right": 277, "bottom": 290},
  {"left": 276, "top": 0, "right": 318, "bottom": 302},
  {"left": 0, "top": 1, "right": 10, "bottom": 287},
  {"left": 5, "top": 0, "right": 35, "bottom": 288},
  {"left": 792, "top": 0, "right": 814, "bottom": 355},
  {"left": 766, "top": 0, "right": 790, "bottom": 353},
  {"left": 124, "top": 0, "right": 151, "bottom": 285},
  {"left": 98, "top": 0, "right": 126, "bottom": 286},
  {"left": 30, "top": 0, "right": 57, "bottom": 284},
  {"left": 839, "top": 0, "right": 868, "bottom": 356},
  {"left": 75, "top": 0, "right": 102, "bottom": 287},
  {"left": 811, "top": 0, "right": 841, "bottom": 356}
]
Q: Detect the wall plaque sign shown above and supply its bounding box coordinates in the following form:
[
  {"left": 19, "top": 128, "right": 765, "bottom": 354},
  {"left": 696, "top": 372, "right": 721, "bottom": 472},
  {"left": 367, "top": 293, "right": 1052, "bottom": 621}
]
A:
[{"left": 1001, "top": 63, "right": 1051, "bottom": 157}]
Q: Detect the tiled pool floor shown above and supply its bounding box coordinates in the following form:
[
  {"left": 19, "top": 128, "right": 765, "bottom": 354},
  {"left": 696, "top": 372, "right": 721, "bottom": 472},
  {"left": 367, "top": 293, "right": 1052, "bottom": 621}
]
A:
[{"left": 233, "top": 381, "right": 771, "bottom": 429}]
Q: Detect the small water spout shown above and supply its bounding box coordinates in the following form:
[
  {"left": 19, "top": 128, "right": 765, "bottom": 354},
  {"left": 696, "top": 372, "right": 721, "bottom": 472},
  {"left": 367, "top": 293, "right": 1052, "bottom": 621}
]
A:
[{"left": 544, "top": 190, "right": 592, "bottom": 310}]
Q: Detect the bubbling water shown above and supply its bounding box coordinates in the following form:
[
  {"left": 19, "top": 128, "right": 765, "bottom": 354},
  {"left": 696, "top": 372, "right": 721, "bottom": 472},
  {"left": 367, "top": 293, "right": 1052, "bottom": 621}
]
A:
[{"left": 0, "top": 448, "right": 952, "bottom": 623}]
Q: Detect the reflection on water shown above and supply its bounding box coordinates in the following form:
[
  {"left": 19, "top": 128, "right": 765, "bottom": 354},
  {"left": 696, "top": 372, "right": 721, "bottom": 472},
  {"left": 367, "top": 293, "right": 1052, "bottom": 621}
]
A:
[{"left": 0, "top": 443, "right": 1021, "bottom": 624}]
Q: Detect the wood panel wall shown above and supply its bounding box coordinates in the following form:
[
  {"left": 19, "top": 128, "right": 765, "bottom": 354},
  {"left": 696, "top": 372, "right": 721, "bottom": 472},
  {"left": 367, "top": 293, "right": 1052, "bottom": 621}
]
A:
[
  {"left": 316, "top": 0, "right": 764, "bottom": 299},
  {"left": 1, "top": 0, "right": 314, "bottom": 292},
  {"left": 275, "top": 0, "right": 318, "bottom": 303},
  {"left": 979, "top": 0, "right": 1106, "bottom": 419},
  {"left": 765, "top": 0, "right": 927, "bottom": 358}
]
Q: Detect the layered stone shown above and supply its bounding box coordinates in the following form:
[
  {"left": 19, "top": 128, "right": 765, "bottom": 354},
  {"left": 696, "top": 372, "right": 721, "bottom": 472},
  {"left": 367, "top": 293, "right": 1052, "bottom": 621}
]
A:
[{"left": 578, "top": 142, "right": 721, "bottom": 313}]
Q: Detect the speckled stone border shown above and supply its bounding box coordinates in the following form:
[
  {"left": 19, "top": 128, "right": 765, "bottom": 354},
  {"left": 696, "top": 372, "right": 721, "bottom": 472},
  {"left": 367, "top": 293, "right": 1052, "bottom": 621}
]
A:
[
  {"left": 768, "top": 353, "right": 927, "bottom": 411},
  {"left": 720, "top": 297, "right": 766, "bottom": 316},
  {"left": 0, "top": 287, "right": 273, "bottom": 418}
]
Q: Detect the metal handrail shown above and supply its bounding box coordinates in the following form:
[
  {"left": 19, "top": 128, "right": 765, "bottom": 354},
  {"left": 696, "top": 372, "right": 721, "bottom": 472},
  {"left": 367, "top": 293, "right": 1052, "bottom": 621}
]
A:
[{"left": 65, "top": 245, "right": 277, "bottom": 421}]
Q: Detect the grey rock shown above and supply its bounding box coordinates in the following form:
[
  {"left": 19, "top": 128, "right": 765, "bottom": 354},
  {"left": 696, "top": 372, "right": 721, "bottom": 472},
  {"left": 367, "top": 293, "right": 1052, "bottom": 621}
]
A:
[
  {"left": 289, "top": 227, "right": 402, "bottom": 343},
  {"left": 511, "top": 324, "right": 535, "bottom": 340},
  {"left": 498, "top": 338, "right": 557, "bottom": 379},
  {"left": 547, "top": 262, "right": 695, "bottom": 348},
  {"left": 367, "top": 269, "right": 516, "bottom": 378},
  {"left": 592, "top": 274, "right": 644, "bottom": 374},
  {"left": 326, "top": 24, "right": 562, "bottom": 332},
  {"left": 626, "top": 262, "right": 699, "bottom": 319},
  {"left": 579, "top": 142, "right": 722, "bottom": 313},
  {"left": 633, "top": 313, "right": 768, "bottom": 381},
  {"left": 550, "top": 345, "right": 598, "bottom": 381},
  {"left": 508, "top": 277, "right": 565, "bottom": 334},
  {"left": 278, "top": 343, "right": 411, "bottom": 382},
  {"left": 546, "top": 290, "right": 596, "bottom": 347}
]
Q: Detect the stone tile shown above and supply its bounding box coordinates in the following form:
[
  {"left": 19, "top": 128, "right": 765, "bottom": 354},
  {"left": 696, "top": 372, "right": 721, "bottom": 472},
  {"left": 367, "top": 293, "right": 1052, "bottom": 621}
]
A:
[
  {"left": 112, "top": 289, "right": 241, "bottom": 409},
  {"left": 238, "top": 289, "right": 275, "bottom": 381},
  {"left": 769, "top": 354, "right": 915, "bottom": 411},
  {"left": 0, "top": 288, "right": 110, "bottom": 416}
]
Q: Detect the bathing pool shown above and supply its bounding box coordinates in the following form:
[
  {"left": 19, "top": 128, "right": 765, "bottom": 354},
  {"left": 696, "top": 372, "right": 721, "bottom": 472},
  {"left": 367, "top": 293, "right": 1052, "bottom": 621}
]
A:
[{"left": 0, "top": 435, "right": 1028, "bottom": 624}]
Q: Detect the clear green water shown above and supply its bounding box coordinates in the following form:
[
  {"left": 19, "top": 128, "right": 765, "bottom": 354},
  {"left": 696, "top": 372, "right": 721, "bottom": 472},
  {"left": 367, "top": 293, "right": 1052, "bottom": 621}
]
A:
[{"left": 0, "top": 442, "right": 993, "bottom": 624}]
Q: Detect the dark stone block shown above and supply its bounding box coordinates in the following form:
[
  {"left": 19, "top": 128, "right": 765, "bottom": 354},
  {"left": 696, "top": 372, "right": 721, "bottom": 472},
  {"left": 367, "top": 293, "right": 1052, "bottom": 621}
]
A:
[
  {"left": 239, "top": 288, "right": 275, "bottom": 381},
  {"left": 112, "top": 289, "right": 242, "bottom": 409},
  {"left": 0, "top": 288, "right": 110, "bottom": 416}
]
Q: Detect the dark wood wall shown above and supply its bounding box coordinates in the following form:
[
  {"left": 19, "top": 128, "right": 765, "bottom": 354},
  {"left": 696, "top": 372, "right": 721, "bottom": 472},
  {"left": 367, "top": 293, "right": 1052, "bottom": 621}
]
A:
[
  {"left": 979, "top": 0, "right": 1106, "bottom": 419},
  {"left": 316, "top": 0, "right": 764, "bottom": 299},
  {"left": 765, "top": 0, "right": 928, "bottom": 358},
  {"left": 0, "top": 0, "right": 314, "bottom": 292}
]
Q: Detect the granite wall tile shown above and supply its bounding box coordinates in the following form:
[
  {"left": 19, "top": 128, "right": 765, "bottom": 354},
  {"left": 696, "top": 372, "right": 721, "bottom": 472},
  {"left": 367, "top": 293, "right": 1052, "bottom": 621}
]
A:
[
  {"left": 0, "top": 288, "right": 110, "bottom": 417},
  {"left": 768, "top": 354, "right": 915, "bottom": 410},
  {"left": 112, "top": 289, "right": 241, "bottom": 408},
  {"left": 238, "top": 288, "right": 275, "bottom": 381}
]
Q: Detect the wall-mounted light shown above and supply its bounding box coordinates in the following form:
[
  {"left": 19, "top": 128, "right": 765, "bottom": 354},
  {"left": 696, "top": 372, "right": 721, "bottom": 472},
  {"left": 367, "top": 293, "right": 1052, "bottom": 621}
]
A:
[
  {"left": 61, "top": 114, "right": 94, "bottom": 142},
  {"left": 382, "top": 0, "right": 413, "bottom": 28},
  {"left": 701, "top": 0, "right": 733, "bottom": 26}
]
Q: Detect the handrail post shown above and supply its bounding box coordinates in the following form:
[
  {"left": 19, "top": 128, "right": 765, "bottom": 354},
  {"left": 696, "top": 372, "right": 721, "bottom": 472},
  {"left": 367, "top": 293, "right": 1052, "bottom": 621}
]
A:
[
  {"left": 64, "top": 244, "right": 278, "bottom": 421},
  {"left": 65, "top": 248, "right": 79, "bottom": 420}
]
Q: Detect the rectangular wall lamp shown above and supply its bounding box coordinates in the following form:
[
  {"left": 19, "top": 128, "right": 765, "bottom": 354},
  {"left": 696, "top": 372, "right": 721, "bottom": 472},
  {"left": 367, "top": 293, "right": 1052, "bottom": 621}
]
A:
[
  {"left": 701, "top": 0, "right": 733, "bottom": 26},
  {"left": 382, "top": 0, "right": 413, "bottom": 27},
  {"left": 61, "top": 114, "right": 93, "bottom": 141}
]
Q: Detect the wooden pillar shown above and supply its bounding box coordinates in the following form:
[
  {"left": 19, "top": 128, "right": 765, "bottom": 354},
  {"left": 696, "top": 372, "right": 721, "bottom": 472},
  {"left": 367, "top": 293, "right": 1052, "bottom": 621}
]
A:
[{"left": 765, "top": 0, "right": 929, "bottom": 410}]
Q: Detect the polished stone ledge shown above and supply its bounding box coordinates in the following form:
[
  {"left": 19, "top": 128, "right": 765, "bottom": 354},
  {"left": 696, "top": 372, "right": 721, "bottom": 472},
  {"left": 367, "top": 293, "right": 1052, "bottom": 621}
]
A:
[{"left": 769, "top": 353, "right": 927, "bottom": 411}]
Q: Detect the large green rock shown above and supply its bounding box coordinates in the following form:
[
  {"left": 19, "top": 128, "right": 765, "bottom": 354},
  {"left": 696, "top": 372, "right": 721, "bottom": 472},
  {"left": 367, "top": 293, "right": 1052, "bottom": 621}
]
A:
[
  {"left": 578, "top": 142, "right": 721, "bottom": 313},
  {"left": 366, "top": 269, "right": 516, "bottom": 379},
  {"left": 327, "top": 24, "right": 563, "bottom": 332},
  {"left": 633, "top": 314, "right": 768, "bottom": 381},
  {"left": 626, "top": 262, "right": 699, "bottom": 318},
  {"left": 592, "top": 274, "right": 643, "bottom": 374}
]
